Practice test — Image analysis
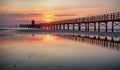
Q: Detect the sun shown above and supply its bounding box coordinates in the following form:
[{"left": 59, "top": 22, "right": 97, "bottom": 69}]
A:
[{"left": 46, "top": 18, "right": 51, "bottom": 22}]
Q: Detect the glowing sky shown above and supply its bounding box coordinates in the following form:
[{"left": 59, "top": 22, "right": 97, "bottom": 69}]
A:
[{"left": 0, "top": 0, "right": 120, "bottom": 26}]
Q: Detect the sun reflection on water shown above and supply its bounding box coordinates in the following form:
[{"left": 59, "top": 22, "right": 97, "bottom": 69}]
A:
[{"left": 43, "top": 34, "right": 55, "bottom": 41}]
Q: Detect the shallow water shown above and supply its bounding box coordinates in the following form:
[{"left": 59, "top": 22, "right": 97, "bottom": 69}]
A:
[{"left": 0, "top": 30, "right": 120, "bottom": 70}]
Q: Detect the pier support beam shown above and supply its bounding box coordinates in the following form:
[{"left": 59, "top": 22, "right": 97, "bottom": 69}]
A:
[
  {"left": 48, "top": 25, "right": 50, "bottom": 30},
  {"left": 78, "top": 23, "right": 81, "bottom": 31},
  {"left": 51, "top": 24, "right": 54, "bottom": 30},
  {"left": 53, "top": 24, "right": 55, "bottom": 30},
  {"left": 67, "top": 24, "right": 69, "bottom": 30},
  {"left": 73, "top": 23, "right": 75, "bottom": 30},
  {"left": 63, "top": 24, "right": 65, "bottom": 30},
  {"left": 98, "top": 22, "right": 100, "bottom": 32},
  {"left": 57, "top": 24, "right": 59, "bottom": 30},
  {"left": 58, "top": 24, "right": 60, "bottom": 30},
  {"left": 85, "top": 23, "right": 87, "bottom": 31},
  {"left": 111, "top": 21, "right": 114, "bottom": 32},
  {"left": 55, "top": 24, "right": 57, "bottom": 30},
  {"left": 50, "top": 25, "right": 52, "bottom": 30},
  {"left": 87, "top": 23, "right": 89, "bottom": 31},
  {"left": 47, "top": 25, "right": 49, "bottom": 30},
  {"left": 54, "top": 24, "right": 56, "bottom": 30},
  {"left": 94, "top": 22, "right": 96, "bottom": 31},
  {"left": 105, "top": 22, "right": 108, "bottom": 32}
]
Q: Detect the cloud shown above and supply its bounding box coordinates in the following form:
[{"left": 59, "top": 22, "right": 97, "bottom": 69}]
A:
[
  {"left": 54, "top": 14, "right": 76, "bottom": 17},
  {"left": 0, "top": 13, "right": 42, "bottom": 18},
  {"left": 0, "top": 13, "right": 43, "bottom": 26}
]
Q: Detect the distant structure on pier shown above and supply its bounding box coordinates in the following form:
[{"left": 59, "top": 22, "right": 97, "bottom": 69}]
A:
[
  {"left": 20, "top": 20, "right": 44, "bottom": 28},
  {"left": 31, "top": 20, "right": 35, "bottom": 27}
]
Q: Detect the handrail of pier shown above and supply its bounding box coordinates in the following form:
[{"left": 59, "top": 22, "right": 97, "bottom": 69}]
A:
[{"left": 50, "top": 12, "right": 120, "bottom": 24}]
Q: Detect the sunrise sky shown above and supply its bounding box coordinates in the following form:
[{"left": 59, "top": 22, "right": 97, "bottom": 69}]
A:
[{"left": 0, "top": 0, "right": 120, "bottom": 26}]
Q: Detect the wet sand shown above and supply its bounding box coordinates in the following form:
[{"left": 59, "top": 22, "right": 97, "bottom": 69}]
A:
[{"left": 0, "top": 29, "right": 120, "bottom": 70}]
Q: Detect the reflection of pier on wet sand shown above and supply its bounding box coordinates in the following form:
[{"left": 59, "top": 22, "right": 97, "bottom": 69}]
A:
[
  {"left": 17, "top": 29, "right": 120, "bottom": 51},
  {"left": 55, "top": 34, "right": 120, "bottom": 51}
]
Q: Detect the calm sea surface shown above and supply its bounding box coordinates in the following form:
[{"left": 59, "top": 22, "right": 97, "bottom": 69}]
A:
[{"left": 0, "top": 29, "right": 120, "bottom": 70}]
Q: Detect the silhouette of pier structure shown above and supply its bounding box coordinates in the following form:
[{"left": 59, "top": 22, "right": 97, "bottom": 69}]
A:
[
  {"left": 20, "top": 12, "right": 120, "bottom": 32},
  {"left": 44, "top": 12, "right": 120, "bottom": 32}
]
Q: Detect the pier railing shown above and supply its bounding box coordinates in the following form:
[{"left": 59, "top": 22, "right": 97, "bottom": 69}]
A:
[
  {"left": 51, "top": 12, "right": 120, "bottom": 24},
  {"left": 46, "top": 12, "right": 120, "bottom": 32}
]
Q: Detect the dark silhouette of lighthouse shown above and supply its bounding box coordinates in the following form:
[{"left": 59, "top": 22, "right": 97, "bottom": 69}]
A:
[{"left": 31, "top": 20, "right": 35, "bottom": 27}]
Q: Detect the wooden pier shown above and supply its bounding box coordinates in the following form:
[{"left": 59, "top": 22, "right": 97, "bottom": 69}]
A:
[{"left": 43, "top": 12, "right": 120, "bottom": 32}]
